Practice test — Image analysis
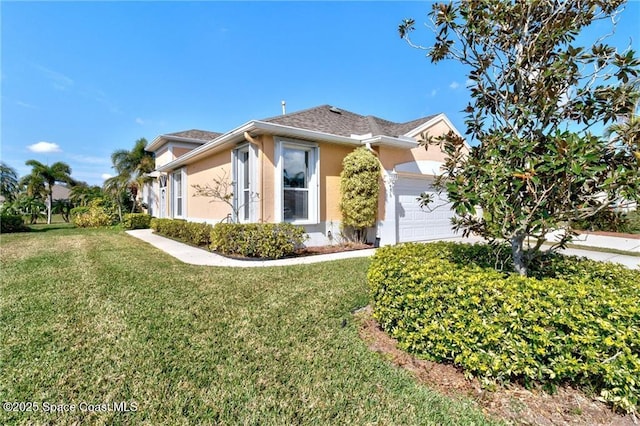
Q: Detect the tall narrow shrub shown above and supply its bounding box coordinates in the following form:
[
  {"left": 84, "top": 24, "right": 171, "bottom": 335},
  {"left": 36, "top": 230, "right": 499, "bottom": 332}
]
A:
[{"left": 339, "top": 147, "right": 380, "bottom": 242}]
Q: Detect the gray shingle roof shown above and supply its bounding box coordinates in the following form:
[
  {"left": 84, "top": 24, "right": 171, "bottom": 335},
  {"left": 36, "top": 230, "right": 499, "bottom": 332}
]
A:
[
  {"left": 263, "top": 105, "right": 437, "bottom": 137},
  {"left": 165, "top": 129, "right": 222, "bottom": 142},
  {"left": 162, "top": 106, "right": 438, "bottom": 145}
]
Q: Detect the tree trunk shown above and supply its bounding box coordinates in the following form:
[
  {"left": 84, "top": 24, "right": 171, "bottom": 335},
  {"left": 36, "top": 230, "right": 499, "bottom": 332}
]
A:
[
  {"left": 47, "top": 192, "right": 53, "bottom": 225},
  {"left": 511, "top": 233, "right": 527, "bottom": 276}
]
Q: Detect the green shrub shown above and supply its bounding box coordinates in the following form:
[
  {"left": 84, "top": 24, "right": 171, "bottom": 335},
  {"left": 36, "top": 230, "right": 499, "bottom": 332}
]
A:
[
  {"left": 150, "top": 218, "right": 211, "bottom": 247},
  {"left": 0, "top": 214, "right": 27, "bottom": 233},
  {"left": 72, "top": 199, "right": 118, "bottom": 228},
  {"left": 368, "top": 242, "right": 640, "bottom": 414},
  {"left": 339, "top": 147, "right": 380, "bottom": 242},
  {"left": 184, "top": 222, "right": 213, "bottom": 246},
  {"left": 573, "top": 208, "right": 632, "bottom": 233},
  {"left": 625, "top": 209, "right": 640, "bottom": 233},
  {"left": 122, "top": 213, "right": 152, "bottom": 230},
  {"left": 210, "top": 223, "right": 307, "bottom": 259}
]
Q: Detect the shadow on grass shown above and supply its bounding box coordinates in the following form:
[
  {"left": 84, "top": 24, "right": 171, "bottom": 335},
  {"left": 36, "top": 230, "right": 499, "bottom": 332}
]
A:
[{"left": 26, "top": 223, "right": 76, "bottom": 233}]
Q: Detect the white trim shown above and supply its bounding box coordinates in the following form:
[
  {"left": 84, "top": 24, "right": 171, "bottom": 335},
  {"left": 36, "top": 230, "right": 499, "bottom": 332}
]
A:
[
  {"left": 171, "top": 168, "right": 186, "bottom": 219},
  {"left": 395, "top": 160, "right": 446, "bottom": 176},
  {"left": 404, "top": 113, "right": 471, "bottom": 151},
  {"left": 232, "top": 143, "right": 258, "bottom": 223},
  {"left": 274, "top": 137, "right": 319, "bottom": 225}
]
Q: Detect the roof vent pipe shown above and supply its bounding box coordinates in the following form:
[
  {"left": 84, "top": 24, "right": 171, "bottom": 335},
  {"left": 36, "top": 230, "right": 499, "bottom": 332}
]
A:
[{"left": 281, "top": 100, "right": 286, "bottom": 115}]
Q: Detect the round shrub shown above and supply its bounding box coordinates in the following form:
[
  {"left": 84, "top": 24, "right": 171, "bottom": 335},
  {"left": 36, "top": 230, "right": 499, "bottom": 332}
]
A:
[
  {"left": 210, "top": 223, "right": 307, "bottom": 259},
  {"left": 0, "top": 214, "right": 27, "bottom": 233},
  {"left": 368, "top": 242, "right": 640, "bottom": 414},
  {"left": 122, "top": 213, "right": 152, "bottom": 230}
]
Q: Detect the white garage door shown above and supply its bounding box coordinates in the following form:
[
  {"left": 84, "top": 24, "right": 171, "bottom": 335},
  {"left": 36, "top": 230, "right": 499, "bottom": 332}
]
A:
[{"left": 396, "top": 177, "right": 457, "bottom": 243}]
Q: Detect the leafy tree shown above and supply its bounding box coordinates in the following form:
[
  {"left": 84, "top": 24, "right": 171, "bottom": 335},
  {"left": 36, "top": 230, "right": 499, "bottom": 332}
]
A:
[
  {"left": 400, "top": 1, "right": 640, "bottom": 275},
  {"left": 15, "top": 195, "right": 46, "bottom": 224},
  {"left": 605, "top": 82, "right": 640, "bottom": 163},
  {"left": 70, "top": 183, "right": 104, "bottom": 207},
  {"left": 52, "top": 199, "right": 73, "bottom": 223},
  {"left": 24, "top": 160, "right": 74, "bottom": 224},
  {"left": 110, "top": 138, "right": 155, "bottom": 213},
  {"left": 0, "top": 162, "right": 19, "bottom": 202},
  {"left": 339, "top": 147, "right": 380, "bottom": 242}
]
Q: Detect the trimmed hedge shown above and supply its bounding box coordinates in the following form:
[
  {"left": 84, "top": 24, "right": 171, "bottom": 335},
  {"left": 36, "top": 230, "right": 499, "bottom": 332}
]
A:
[
  {"left": 210, "top": 223, "right": 307, "bottom": 259},
  {"left": 150, "top": 218, "right": 213, "bottom": 247},
  {"left": 122, "top": 213, "right": 152, "bottom": 230},
  {"left": 0, "top": 214, "right": 27, "bottom": 233},
  {"left": 368, "top": 242, "right": 640, "bottom": 414}
]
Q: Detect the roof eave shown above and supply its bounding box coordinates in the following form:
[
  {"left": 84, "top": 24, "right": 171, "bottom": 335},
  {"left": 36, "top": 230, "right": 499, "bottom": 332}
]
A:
[
  {"left": 404, "top": 113, "right": 471, "bottom": 150},
  {"left": 147, "top": 135, "right": 210, "bottom": 153},
  {"left": 363, "top": 135, "right": 419, "bottom": 149}
]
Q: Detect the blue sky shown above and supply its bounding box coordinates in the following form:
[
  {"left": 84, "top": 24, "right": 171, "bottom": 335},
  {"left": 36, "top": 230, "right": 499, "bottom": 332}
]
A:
[{"left": 2, "top": 1, "right": 638, "bottom": 186}]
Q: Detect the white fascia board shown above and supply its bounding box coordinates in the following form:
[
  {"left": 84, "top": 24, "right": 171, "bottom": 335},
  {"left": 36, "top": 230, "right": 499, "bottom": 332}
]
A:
[
  {"left": 362, "top": 135, "right": 419, "bottom": 149},
  {"left": 157, "top": 120, "right": 365, "bottom": 173},
  {"left": 146, "top": 135, "right": 210, "bottom": 153},
  {"left": 404, "top": 113, "right": 471, "bottom": 150},
  {"left": 157, "top": 122, "right": 254, "bottom": 172}
]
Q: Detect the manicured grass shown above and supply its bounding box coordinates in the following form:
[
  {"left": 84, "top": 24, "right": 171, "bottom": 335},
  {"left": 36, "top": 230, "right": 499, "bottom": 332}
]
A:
[{"left": 0, "top": 227, "right": 496, "bottom": 425}]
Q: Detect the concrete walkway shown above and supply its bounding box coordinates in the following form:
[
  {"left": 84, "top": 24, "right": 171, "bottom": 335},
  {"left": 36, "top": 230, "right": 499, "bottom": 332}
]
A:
[
  {"left": 125, "top": 229, "right": 639, "bottom": 269},
  {"left": 125, "top": 229, "right": 375, "bottom": 267}
]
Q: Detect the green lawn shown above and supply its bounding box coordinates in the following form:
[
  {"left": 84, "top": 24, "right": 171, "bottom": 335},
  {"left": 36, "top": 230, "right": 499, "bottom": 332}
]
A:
[{"left": 0, "top": 227, "right": 497, "bottom": 425}]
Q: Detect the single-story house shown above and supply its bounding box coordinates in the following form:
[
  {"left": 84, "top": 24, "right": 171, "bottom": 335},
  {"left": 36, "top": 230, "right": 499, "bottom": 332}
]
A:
[{"left": 143, "top": 104, "right": 464, "bottom": 246}]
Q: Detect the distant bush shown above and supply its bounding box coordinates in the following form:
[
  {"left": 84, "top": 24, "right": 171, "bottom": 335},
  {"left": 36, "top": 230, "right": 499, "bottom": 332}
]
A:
[
  {"left": 368, "top": 242, "right": 640, "bottom": 414},
  {"left": 572, "top": 208, "right": 638, "bottom": 233},
  {"left": 70, "top": 206, "right": 90, "bottom": 218},
  {"left": 0, "top": 214, "right": 27, "bottom": 233},
  {"left": 122, "top": 213, "right": 152, "bottom": 230},
  {"left": 625, "top": 209, "right": 640, "bottom": 233},
  {"left": 210, "top": 223, "right": 307, "bottom": 259},
  {"left": 72, "top": 200, "right": 113, "bottom": 228}
]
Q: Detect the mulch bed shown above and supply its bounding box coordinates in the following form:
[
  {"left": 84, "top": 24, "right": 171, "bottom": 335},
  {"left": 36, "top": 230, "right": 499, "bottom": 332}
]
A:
[{"left": 355, "top": 306, "right": 637, "bottom": 426}]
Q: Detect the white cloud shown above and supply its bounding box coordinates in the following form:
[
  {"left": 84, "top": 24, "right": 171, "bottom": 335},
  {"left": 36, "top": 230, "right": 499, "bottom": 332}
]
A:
[
  {"left": 68, "top": 154, "right": 111, "bottom": 165},
  {"left": 101, "top": 173, "right": 113, "bottom": 180},
  {"left": 16, "top": 101, "right": 37, "bottom": 109},
  {"left": 449, "top": 81, "right": 460, "bottom": 90},
  {"left": 28, "top": 141, "right": 62, "bottom": 153},
  {"left": 35, "top": 64, "right": 74, "bottom": 91},
  {"left": 135, "top": 117, "right": 145, "bottom": 125},
  {"left": 430, "top": 89, "right": 438, "bottom": 97},
  {"left": 465, "top": 79, "right": 474, "bottom": 87}
]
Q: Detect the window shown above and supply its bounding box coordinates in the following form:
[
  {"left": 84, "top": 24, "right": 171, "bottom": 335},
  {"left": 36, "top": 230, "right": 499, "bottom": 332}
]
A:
[
  {"left": 283, "top": 148, "right": 309, "bottom": 220},
  {"left": 276, "top": 139, "right": 318, "bottom": 224},
  {"left": 238, "top": 149, "right": 250, "bottom": 221},
  {"left": 172, "top": 169, "right": 184, "bottom": 218}
]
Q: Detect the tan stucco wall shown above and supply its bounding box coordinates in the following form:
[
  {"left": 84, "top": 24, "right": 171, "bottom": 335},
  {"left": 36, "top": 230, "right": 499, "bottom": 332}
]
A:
[
  {"left": 319, "top": 143, "right": 357, "bottom": 223},
  {"left": 186, "top": 149, "right": 233, "bottom": 220},
  {"left": 173, "top": 147, "right": 193, "bottom": 159},
  {"left": 259, "top": 135, "right": 276, "bottom": 223},
  {"left": 378, "top": 118, "right": 454, "bottom": 170},
  {"left": 155, "top": 147, "right": 172, "bottom": 168}
]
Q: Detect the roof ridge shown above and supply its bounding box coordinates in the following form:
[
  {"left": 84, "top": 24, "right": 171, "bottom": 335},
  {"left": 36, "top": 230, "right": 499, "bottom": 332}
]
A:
[{"left": 262, "top": 104, "right": 333, "bottom": 122}]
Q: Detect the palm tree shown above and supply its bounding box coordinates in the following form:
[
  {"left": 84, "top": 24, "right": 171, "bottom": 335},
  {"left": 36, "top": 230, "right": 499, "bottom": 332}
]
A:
[
  {"left": 110, "top": 138, "right": 155, "bottom": 213},
  {"left": 70, "top": 183, "right": 103, "bottom": 207},
  {"left": 0, "top": 162, "right": 19, "bottom": 203},
  {"left": 103, "top": 174, "right": 128, "bottom": 223},
  {"left": 24, "top": 160, "right": 73, "bottom": 224}
]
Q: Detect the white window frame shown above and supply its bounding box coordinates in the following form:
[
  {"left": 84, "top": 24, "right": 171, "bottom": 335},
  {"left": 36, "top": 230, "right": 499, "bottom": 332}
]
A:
[
  {"left": 171, "top": 168, "right": 186, "bottom": 219},
  {"left": 274, "top": 138, "right": 319, "bottom": 225},
  {"left": 232, "top": 143, "right": 258, "bottom": 223}
]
